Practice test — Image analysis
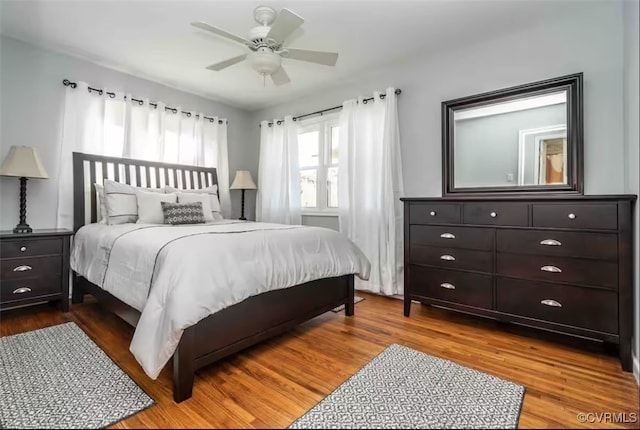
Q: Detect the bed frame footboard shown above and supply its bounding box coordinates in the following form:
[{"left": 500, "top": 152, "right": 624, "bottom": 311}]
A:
[{"left": 72, "top": 273, "right": 355, "bottom": 402}]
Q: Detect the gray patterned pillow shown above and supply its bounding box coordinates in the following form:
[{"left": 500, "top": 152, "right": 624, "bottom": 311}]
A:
[{"left": 161, "top": 201, "right": 206, "bottom": 225}]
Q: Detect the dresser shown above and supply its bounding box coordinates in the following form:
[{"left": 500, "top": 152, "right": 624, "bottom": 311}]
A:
[
  {"left": 401, "top": 196, "right": 636, "bottom": 371},
  {"left": 0, "top": 229, "right": 73, "bottom": 312}
]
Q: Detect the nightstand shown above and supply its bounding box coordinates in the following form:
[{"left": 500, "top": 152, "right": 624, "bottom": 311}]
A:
[{"left": 0, "top": 229, "right": 73, "bottom": 312}]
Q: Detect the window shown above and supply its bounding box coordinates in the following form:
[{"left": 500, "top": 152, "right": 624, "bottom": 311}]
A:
[{"left": 298, "top": 115, "right": 340, "bottom": 214}]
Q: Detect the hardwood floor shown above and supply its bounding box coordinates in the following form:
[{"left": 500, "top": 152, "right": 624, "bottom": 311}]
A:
[{"left": 1, "top": 293, "right": 638, "bottom": 429}]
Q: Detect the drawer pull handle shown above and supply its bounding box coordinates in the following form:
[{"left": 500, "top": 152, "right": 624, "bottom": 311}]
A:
[
  {"left": 490, "top": 212, "right": 497, "bottom": 218},
  {"left": 541, "top": 299, "right": 562, "bottom": 308},
  {"left": 12, "top": 265, "right": 32, "bottom": 272},
  {"left": 568, "top": 213, "right": 576, "bottom": 220},
  {"left": 440, "top": 233, "right": 456, "bottom": 239},
  {"left": 430, "top": 211, "right": 436, "bottom": 216},
  {"left": 540, "top": 239, "right": 561, "bottom": 246},
  {"left": 541, "top": 265, "right": 562, "bottom": 273},
  {"left": 12, "top": 287, "right": 32, "bottom": 294},
  {"left": 440, "top": 255, "right": 456, "bottom": 261},
  {"left": 440, "top": 283, "right": 456, "bottom": 290},
  {"left": 20, "top": 246, "right": 27, "bottom": 252}
]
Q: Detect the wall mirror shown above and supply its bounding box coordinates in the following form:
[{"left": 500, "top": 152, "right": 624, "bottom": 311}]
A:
[{"left": 442, "top": 73, "right": 583, "bottom": 197}]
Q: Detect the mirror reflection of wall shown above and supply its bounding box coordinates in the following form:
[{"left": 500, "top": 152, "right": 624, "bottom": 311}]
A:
[{"left": 453, "top": 91, "right": 567, "bottom": 188}]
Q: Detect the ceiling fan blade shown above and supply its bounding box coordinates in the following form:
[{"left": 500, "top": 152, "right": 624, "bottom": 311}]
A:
[
  {"left": 191, "top": 21, "right": 251, "bottom": 46},
  {"left": 205, "top": 54, "right": 247, "bottom": 71},
  {"left": 285, "top": 48, "right": 338, "bottom": 66},
  {"left": 266, "top": 8, "right": 304, "bottom": 44},
  {"left": 271, "top": 66, "right": 291, "bottom": 86}
]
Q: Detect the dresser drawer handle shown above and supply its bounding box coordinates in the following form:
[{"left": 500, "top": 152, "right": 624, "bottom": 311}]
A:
[
  {"left": 430, "top": 211, "right": 437, "bottom": 216},
  {"left": 540, "top": 239, "right": 561, "bottom": 246},
  {"left": 541, "top": 265, "right": 562, "bottom": 273},
  {"left": 490, "top": 211, "right": 497, "bottom": 218},
  {"left": 440, "top": 255, "right": 456, "bottom": 261},
  {"left": 440, "top": 283, "right": 456, "bottom": 290},
  {"left": 541, "top": 299, "right": 562, "bottom": 308},
  {"left": 12, "top": 287, "right": 32, "bottom": 294},
  {"left": 20, "top": 246, "right": 27, "bottom": 252},
  {"left": 440, "top": 233, "right": 455, "bottom": 239},
  {"left": 568, "top": 213, "right": 576, "bottom": 219},
  {"left": 12, "top": 265, "right": 33, "bottom": 272}
]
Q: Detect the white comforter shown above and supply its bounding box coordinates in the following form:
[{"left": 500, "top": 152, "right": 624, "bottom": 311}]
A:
[{"left": 71, "top": 221, "right": 370, "bottom": 379}]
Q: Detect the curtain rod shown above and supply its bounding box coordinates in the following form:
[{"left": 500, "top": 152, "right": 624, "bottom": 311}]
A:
[
  {"left": 262, "top": 88, "right": 402, "bottom": 127},
  {"left": 62, "top": 79, "right": 227, "bottom": 125}
]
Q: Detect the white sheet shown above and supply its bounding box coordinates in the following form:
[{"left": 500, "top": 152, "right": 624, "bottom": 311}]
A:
[{"left": 71, "top": 221, "right": 370, "bottom": 379}]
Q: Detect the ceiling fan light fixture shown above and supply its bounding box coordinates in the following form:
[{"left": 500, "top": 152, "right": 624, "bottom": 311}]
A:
[{"left": 247, "top": 48, "right": 282, "bottom": 76}]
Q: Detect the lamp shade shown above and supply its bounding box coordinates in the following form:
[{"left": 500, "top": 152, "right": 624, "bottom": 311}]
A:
[
  {"left": 230, "top": 170, "right": 257, "bottom": 190},
  {"left": 0, "top": 146, "right": 49, "bottom": 179}
]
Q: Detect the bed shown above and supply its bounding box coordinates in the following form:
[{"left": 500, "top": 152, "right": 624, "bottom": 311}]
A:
[{"left": 70, "top": 152, "right": 369, "bottom": 402}]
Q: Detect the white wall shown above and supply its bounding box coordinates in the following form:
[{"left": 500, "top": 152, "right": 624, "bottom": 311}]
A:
[
  {"left": 623, "top": 0, "right": 639, "bottom": 382},
  {"left": 0, "top": 36, "right": 257, "bottom": 230},
  {"left": 252, "top": 3, "right": 626, "bottom": 198}
]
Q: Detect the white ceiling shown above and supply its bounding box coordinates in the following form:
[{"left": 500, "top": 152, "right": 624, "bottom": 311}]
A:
[{"left": 1, "top": 0, "right": 583, "bottom": 111}]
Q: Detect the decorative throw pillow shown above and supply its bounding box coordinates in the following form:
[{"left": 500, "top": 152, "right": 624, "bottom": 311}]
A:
[
  {"left": 165, "top": 184, "right": 223, "bottom": 221},
  {"left": 161, "top": 202, "right": 206, "bottom": 225},
  {"left": 176, "top": 192, "right": 214, "bottom": 222},
  {"left": 136, "top": 191, "right": 177, "bottom": 224},
  {"left": 103, "top": 179, "right": 164, "bottom": 225}
]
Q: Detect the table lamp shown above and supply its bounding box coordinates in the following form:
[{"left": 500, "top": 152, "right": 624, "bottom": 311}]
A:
[
  {"left": 0, "top": 146, "right": 49, "bottom": 233},
  {"left": 229, "top": 170, "right": 257, "bottom": 220}
]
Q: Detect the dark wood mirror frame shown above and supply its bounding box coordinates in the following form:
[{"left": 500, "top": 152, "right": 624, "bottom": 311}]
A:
[{"left": 442, "top": 73, "right": 584, "bottom": 197}]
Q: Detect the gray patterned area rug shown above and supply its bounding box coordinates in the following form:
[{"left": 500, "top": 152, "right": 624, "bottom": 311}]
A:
[
  {"left": 0, "top": 322, "right": 154, "bottom": 429},
  {"left": 289, "top": 344, "right": 525, "bottom": 429}
]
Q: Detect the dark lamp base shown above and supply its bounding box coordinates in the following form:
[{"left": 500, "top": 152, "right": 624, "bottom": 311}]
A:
[{"left": 13, "top": 223, "right": 33, "bottom": 234}]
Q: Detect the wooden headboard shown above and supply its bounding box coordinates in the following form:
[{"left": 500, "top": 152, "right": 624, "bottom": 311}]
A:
[{"left": 72, "top": 152, "right": 218, "bottom": 232}]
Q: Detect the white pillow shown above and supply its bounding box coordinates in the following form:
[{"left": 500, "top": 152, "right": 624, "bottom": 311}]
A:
[
  {"left": 103, "top": 179, "right": 164, "bottom": 225},
  {"left": 165, "top": 185, "right": 223, "bottom": 220},
  {"left": 136, "top": 191, "right": 177, "bottom": 224},
  {"left": 94, "top": 183, "right": 107, "bottom": 224},
  {"left": 177, "top": 193, "right": 214, "bottom": 222}
]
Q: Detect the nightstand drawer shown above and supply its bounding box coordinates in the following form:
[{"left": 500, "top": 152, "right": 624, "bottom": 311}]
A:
[
  {"left": 0, "top": 277, "right": 61, "bottom": 303},
  {"left": 1, "top": 238, "right": 63, "bottom": 258},
  {"left": 1, "top": 256, "right": 62, "bottom": 280}
]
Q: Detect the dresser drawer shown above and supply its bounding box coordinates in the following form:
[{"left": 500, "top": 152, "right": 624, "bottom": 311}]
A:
[
  {"left": 409, "top": 265, "right": 492, "bottom": 309},
  {"left": 0, "top": 256, "right": 62, "bottom": 280},
  {"left": 409, "top": 203, "right": 461, "bottom": 224},
  {"left": 497, "top": 229, "right": 618, "bottom": 261},
  {"left": 532, "top": 203, "right": 618, "bottom": 230},
  {"left": 463, "top": 203, "right": 528, "bottom": 226},
  {"left": 1, "top": 238, "right": 63, "bottom": 259},
  {"left": 410, "top": 245, "right": 492, "bottom": 272},
  {"left": 496, "top": 278, "right": 618, "bottom": 334},
  {"left": 497, "top": 253, "right": 617, "bottom": 289},
  {"left": 0, "top": 277, "right": 61, "bottom": 303},
  {"left": 410, "top": 225, "right": 493, "bottom": 251}
]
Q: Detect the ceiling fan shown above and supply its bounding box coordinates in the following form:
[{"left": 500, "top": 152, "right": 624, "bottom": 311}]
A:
[{"left": 191, "top": 6, "right": 339, "bottom": 86}]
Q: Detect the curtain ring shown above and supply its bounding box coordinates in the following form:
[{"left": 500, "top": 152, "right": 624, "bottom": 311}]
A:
[
  {"left": 138, "top": 100, "right": 143, "bottom": 106},
  {"left": 186, "top": 112, "right": 192, "bottom": 117},
  {"left": 108, "top": 93, "right": 115, "bottom": 99}
]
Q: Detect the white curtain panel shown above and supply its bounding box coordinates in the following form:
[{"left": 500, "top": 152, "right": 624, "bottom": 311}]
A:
[
  {"left": 56, "top": 81, "right": 231, "bottom": 229},
  {"left": 338, "top": 88, "right": 404, "bottom": 295},
  {"left": 256, "top": 116, "right": 301, "bottom": 224}
]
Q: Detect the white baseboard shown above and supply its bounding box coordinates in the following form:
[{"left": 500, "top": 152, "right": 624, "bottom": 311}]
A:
[{"left": 634, "top": 353, "right": 639, "bottom": 386}]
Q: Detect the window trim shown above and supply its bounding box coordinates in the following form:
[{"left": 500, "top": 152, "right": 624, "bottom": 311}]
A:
[{"left": 298, "top": 113, "right": 340, "bottom": 215}]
